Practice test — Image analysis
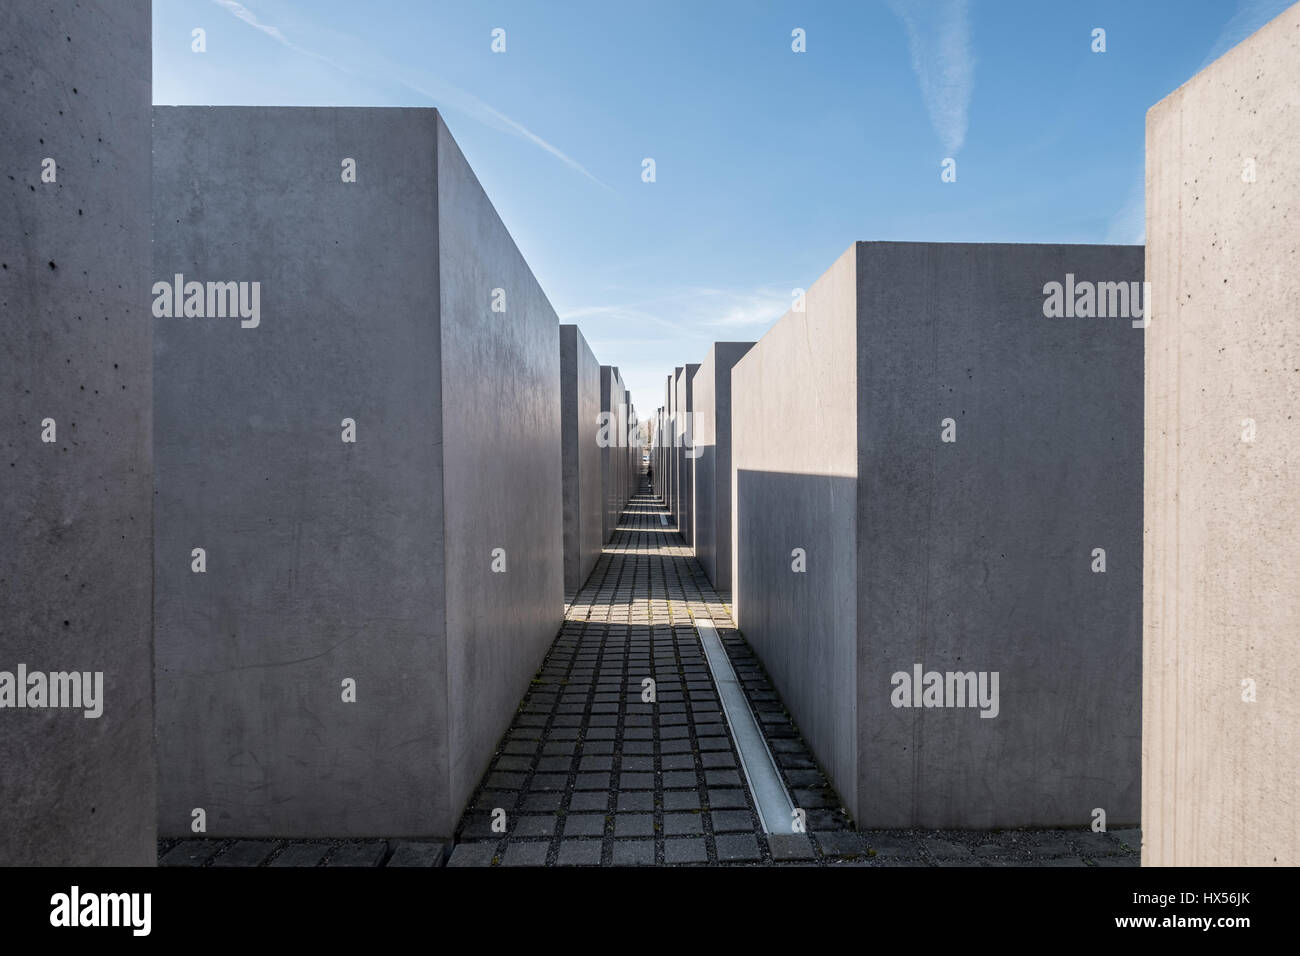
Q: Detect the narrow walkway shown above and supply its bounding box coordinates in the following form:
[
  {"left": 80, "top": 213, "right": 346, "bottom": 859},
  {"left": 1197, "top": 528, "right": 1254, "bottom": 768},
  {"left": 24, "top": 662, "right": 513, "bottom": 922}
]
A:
[
  {"left": 448, "top": 479, "right": 1142, "bottom": 867},
  {"left": 449, "top": 480, "right": 845, "bottom": 865}
]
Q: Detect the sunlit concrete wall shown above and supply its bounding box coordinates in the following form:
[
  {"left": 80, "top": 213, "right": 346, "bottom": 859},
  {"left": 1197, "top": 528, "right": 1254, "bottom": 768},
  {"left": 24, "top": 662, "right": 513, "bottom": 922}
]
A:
[{"left": 1143, "top": 2, "right": 1300, "bottom": 867}]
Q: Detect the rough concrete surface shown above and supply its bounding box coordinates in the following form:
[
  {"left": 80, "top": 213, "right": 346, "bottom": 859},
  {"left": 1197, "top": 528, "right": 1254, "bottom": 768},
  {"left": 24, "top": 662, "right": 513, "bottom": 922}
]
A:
[
  {"left": 153, "top": 107, "right": 561, "bottom": 840},
  {"left": 0, "top": 0, "right": 156, "bottom": 866},
  {"left": 1143, "top": 1, "right": 1300, "bottom": 866},
  {"left": 692, "top": 343, "right": 754, "bottom": 592},
  {"left": 560, "top": 325, "right": 601, "bottom": 592},
  {"left": 674, "top": 364, "right": 701, "bottom": 548},
  {"left": 734, "top": 241, "right": 1144, "bottom": 829}
]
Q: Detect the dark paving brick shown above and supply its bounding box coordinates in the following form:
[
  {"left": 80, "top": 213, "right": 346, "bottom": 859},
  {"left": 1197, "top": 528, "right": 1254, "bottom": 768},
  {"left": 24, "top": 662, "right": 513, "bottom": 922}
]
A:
[
  {"left": 387, "top": 841, "right": 446, "bottom": 867},
  {"left": 710, "top": 810, "right": 754, "bottom": 833},
  {"left": 715, "top": 834, "right": 762, "bottom": 862},
  {"left": 664, "top": 838, "right": 708, "bottom": 864},
  {"left": 159, "top": 840, "right": 223, "bottom": 867},
  {"left": 501, "top": 842, "right": 549, "bottom": 867},
  {"left": 325, "top": 841, "right": 388, "bottom": 867},
  {"left": 267, "top": 843, "right": 329, "bottom": 867},
  {"left": 768, "top": 834, "right": 817, "bottom": 861},
  {"left": 611, "top": 840, "right": 656, "bottom": 866},
  {"left": 211, "top": 840, "right": 276, "bottom": 867},
  {"left": 556, "top": 841, "right": 603, "bottom": 866}
]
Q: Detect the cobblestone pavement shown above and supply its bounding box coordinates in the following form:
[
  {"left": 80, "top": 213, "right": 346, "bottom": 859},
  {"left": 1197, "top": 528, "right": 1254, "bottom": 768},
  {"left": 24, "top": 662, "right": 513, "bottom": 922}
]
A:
[{"left": 156, "top": 480, "right": 1141, "bottom": 867}]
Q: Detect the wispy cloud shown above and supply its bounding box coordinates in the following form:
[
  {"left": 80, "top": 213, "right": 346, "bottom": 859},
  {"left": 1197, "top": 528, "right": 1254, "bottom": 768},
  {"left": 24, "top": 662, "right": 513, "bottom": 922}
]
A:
[
  {"left": 1200, "top": 0, "right": 1296, "bottom": 69},
  {"left": 1104, "top": 167, "right": 1146, "bottom": 246},
  {"left": 208, "top": 0, "right": 608, "bottom": 189},
  {"left": 888, "top": 0, "right": 976, "bottom": 155},
  {"left": 562, "top": 286, "right": 786, "bottom": 331}
]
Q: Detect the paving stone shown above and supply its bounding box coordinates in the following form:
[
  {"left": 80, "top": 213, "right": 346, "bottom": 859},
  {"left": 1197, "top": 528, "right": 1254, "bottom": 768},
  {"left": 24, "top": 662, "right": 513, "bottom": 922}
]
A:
[
  {"left": 863, "top": 836, "right": 918, "bottom": 859},
  {"left": 568, "top": 792, "right": 609, "bottom": 812},
  {"left": 815, "top": 831, "right": 866, "bottom": 858},
  {"left": 325, "top": 841, "right": 388, "bottom": 867},
  {"left": 619, "top": 772, "right": 655, "bottom": 790},
  {"left": 563, "top": 814, "right": 608, "bottom": 837},
  {"left": 663, "top": 771, "right": 697, "bottom": 788},
  {"left": 618, "top": 792, "right": 654, "bottom": 812},
  {"left": 611, "top": 840, "right": 656, "bottom": 866},
  {"left": 512, "top": 816, "right": 557, "bottom": 838},
  {"left": 211, "top": 840, "right": 277, "bottom": 867},
  {"left": 924, "top": 840, "right": 972, "bottom": 861},
  {"left": 710, "top": 810, "right": 753, "bottom": 833},
  {"left": 715, "top": 834, "right": 762, "bottom": 862},
  {"left": 501, "top": 842, "right": 549, "bottom": 867},
  {"left": 768, "top": 834, "right": 817, "bottom": 861},
  {"left": 267, "top": 843, "right": 329, "bottom": 867},
  {"left": 159, "top": 840, "right": 223, "bottom": 867},
  {"left": 522, "top": 793, "right": 563, "bottom": 812},
  {"left": 707, "top": 788, "right": 748, "bottom": 809},
  {"left": 557, "top": 841, "right": 603, "bottom": 866},
  {"left": 664, "top": 813, "right": 704, "bottom": 836},
  {"left": 664, "top": 791, "right": 701, "bottom": 811},
  {"left": 615, "top": 814, "right": 655, "bottom": 838},
  {"left": 387, "top": 841, "right": 447, "bottom": 867},
  {"left": 664, "top": 838, "right": 708, "bottom": 864}
]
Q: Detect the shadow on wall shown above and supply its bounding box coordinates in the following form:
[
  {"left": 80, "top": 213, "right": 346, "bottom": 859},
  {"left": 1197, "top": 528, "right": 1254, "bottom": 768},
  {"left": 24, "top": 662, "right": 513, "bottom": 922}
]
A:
[{"left": 735, "top": 466, "right": 1141, "bottom": 830}]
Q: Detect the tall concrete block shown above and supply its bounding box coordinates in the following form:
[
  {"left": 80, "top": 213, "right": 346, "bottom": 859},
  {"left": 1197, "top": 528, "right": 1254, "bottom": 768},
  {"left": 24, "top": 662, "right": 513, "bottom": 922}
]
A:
[
  {"left": 152, "top": 107, "right": 563, "bottom": 840},
  {"left": 561, "top": 326, "right": 601, "bottom": 590},
  {"left": 599, "top": 364, "right": 627, "bottom": 543},
  {"left": 669, "top": 369, "right": 683, "bottom": 521},
  {"left": 1143, "top": 3, "right": 1300, "bottom": 867},
  {"left": 732, "top": 241, "right": 1143, "bottom": 828},
  {"left": 692, "top": 343, "right": 754, "bottom": 592},
  {"left": 674, "top": 364, "right": 701, "bottom": 548},
  {"left": 0, "top": 1, "right": 155, "bottom": 867}
]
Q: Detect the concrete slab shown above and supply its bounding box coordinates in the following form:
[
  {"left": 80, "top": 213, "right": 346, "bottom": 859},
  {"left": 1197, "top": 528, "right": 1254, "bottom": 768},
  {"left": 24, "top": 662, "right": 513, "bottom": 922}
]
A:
[
  {"left": 0, "top": 0, "right": 156, "bottom": 866},
  {"left": 693, "top": 343, "right": 754, "bottom": 590},
  {"left": 152, "top": 107, "right": 562, "bottom": 840},
  {"left": 675, "top": 364, "right": 701, "bottom": 547},
  {"left": 560, "top": 325, "right": 601, "bottom": 590},
  {"left": 1143, "top": 2, "right": 1300, "bottom": 867},
  {"left": 732, "top": 241, "right": 1143, "bottom": 828}
]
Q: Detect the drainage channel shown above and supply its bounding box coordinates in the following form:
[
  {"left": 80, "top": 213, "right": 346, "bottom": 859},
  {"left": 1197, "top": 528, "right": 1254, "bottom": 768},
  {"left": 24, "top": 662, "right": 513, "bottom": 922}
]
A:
[{"left": 694, "top": 618, "right": 796, "bottom": 834}]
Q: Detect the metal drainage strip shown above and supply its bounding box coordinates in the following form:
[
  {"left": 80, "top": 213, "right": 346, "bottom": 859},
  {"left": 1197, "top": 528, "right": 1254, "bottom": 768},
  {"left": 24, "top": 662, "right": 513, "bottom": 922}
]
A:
[{"left": 694, "top": 618, "right": 795, "bottom": 834}]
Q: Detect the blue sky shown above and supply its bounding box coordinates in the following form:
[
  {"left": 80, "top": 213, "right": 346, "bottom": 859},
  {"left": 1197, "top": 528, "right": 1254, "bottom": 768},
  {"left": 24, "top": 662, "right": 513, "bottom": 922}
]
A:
[{"left": 153, "top": 0, "right": 1295, "bottom": 412}]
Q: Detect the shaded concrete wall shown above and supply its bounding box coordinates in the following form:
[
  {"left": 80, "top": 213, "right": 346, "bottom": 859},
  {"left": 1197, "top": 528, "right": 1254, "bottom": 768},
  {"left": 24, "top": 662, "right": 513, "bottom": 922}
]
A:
[
  {"left": 669, "top": 369, "right": 682, "bottom": 522},
  {"left": 735, "top": 242, "right": 1143, "bottom": 828},
  {"left": 599, "top": 364, "right": 627, "bottom": 542},
  {"left": 1144, "top": 2, "right": 1300, "bottom": 867},
  {"left": 561, "top": 325, "right": 601, "bottom": 590},
  {"left": 0, "top": 0, "right": 155, "bottom": 867},
  {"left": 438, "top": 114, "right": 563, "bottom": 822},
  {"left": 693, "top": 343, "right": 753, "bottom": 592},
  {"left": 732, "top": 246, "right": 860, "bottom": 817},
  {"left": 674, "top": 364, "right": 701, "bottom": 548},
  {"left": 153, "top": 107, "right": 561, "bottom": 840}
]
